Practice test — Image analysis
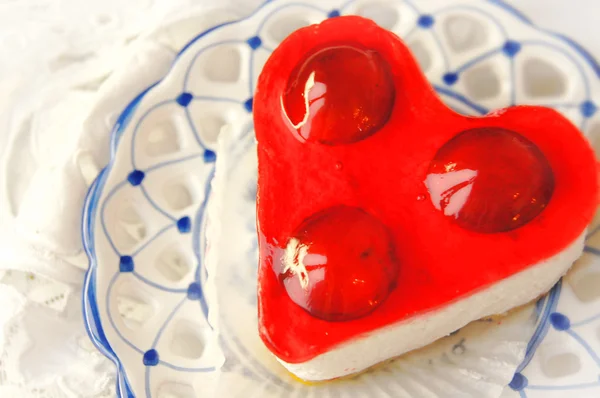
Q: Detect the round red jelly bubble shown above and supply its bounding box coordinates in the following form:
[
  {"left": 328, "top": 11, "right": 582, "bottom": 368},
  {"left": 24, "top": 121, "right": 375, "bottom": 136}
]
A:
[
  {"left": 279, "top": 206, "right": 399, "bottom": 322},
  {"left": 282, "top": 45, "right": 395, "bottom": 145},
  {"left": 426, "top": 127, "right": 555, "bottom": 233}
]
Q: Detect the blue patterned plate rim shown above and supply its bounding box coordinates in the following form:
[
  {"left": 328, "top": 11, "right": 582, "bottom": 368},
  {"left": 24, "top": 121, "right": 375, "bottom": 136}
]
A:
[{"left": 80, "top": 1, "right": 600, "bottom": 396}]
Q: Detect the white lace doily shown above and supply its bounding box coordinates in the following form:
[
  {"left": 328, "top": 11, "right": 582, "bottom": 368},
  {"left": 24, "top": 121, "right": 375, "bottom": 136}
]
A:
[
  {"left": 0, "top": 1, "right": 261, "bottom": 396},
  {"left": 0, "top": 1, "right": 598, "bottom": 397}
]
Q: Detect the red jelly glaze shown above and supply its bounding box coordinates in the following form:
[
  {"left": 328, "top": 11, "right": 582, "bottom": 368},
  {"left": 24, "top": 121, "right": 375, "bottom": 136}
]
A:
[
  {"left": 279, "top": 206, "right": 399, "bottom": 322},
  {"left": 254, "top": 16, "right": 598, "bottom": 364},
  {"left": 426, "top": 127, "right": 555, "bottom": 233},
  {"left": 282, "top": 45, "right": 395, "bottom": 145}
]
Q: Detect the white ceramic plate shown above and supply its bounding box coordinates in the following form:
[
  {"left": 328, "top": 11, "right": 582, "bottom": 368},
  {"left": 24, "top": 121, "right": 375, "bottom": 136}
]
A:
[{"left": 82, "top": 1, "right": 600, "bottom": 397}]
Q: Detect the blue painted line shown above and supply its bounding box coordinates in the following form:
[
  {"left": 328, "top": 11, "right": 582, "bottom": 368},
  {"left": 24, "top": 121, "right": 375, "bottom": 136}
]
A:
[
  {"left": 100, "top": 180, "right": 128, "bottom": 256},
  {"left": 191, "top": 167, "right": 216, "bottom": 324},
  {"left": 82, "top": 171, "right": 136, "bottom": 397},
  {"left": 545, "top": 102, "right": 581, "bottom": 109},
  {"left": 571, "top": 312, "right": 600, "bottom": 328},
  {"left": 109, "top": 85, "right": 158, "bottom": 160},
  {"left": 583, "top": 245, "right": 600, "bottom": 256},
  {"left": 516, "top": 281, "right": 562, "bottom": 373},
  {"left": 151, "top": 297, "right": 187, "bottom": 348},
  {"left": 434, "top": 4, "right": 508, "bottom": 37},
  {"left": 182, "top": 40, "right": 246, "bottom": 90},
  {"left": 581, "top": 116, "right": 590, "bottom": 133},
  {"left": 402, "top": 0, "right": 420, "bottom": 14},
  {"left": 586, "top": 224, "right": 600, "bottom": 239},
  {"left": 509, "top": 58, "right": 516, "bottom": 105},
  {"left": 249, "top": 49, "right": 256, "bottom": 97},
  {"left": 158, "top": 360, "right": 217, "bottom": 373},
  {"left": 519, "top": 390, "right": 527, "bottom": 398},
  {"left": 193, "top": 95, "right": 243, "bottom": 104},
  {"left": 140, "top": 184, "right": 176, "bottom": 222},
  {"left": 131, "top": 224, "right": 175, "bottom": 257},
  {"left": 130, "top": 100, "right": 175, "bottom": 169},
  {"left": 521, "top": 40, "right": 591, "bottom": 99},
  {"left": 430, "top": 29, "right": 449, "bottom": 72},
  {"left": 403, "top": 26, "right": 417, "bottom": 42},
  {"left": 455, "top": 48, "right": 501, "bottom": 74},
  {"left": 566, "top": 329, "right": 600, "bottom": 367},
  {"left": 527, "top": 381, "right": 600, "bottom": 391},
  {"left": 144, "top": 366, "right": 152, "bottom": 398},
  {"left": 255, "top": 3, "right": 327, "bottom": 34},
  {"left": 105, "top": 273, "right": 145, "bottom": 355},
  {"left": 194, "top": 263, "right": 201, "bottom": 284},
  {"left": 131, "top": 271, "right": 188, "bottom": 294},
  {"left": 143, "top": 152, "right": 203, "bottom": 174},
  {"left": 185, "top": 107, "right": 206, "bottom": 149},
  {"left": 433, "top": 84, "right": 489, "bottom": 115},
  {"left": 490, "top": 0, "right": 600, "bottom": 78},
  {"left": 338, "top": 0, "right": 354, "bottom": 12}
]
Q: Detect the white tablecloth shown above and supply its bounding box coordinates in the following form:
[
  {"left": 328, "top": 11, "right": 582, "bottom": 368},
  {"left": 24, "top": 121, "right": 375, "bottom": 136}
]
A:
[{"left": 0, "top": 1, "right": 597, "bottom": 396}]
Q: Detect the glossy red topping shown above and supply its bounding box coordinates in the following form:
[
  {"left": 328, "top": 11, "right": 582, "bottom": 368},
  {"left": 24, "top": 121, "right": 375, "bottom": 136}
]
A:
[
  {"left": 254, "top": 15, "right": 598, "bottom": 364},
  {"left": 279, "top": 206, "right": 398, "bottom": 322},
  {"left": 282, "top": 45, "right": 395, "bottom": 145},
  {"left": 426, "top": 127, "right": 555, "bottom": 233}
]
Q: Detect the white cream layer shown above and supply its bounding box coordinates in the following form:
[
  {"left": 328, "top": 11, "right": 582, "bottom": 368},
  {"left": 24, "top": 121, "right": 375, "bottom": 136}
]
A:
[{"left": 281, "top": 233, "right": 585, "bottom": 381}]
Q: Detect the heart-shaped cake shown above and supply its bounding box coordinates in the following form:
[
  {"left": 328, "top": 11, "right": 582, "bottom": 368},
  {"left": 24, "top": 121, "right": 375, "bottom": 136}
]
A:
[{"left": 253, "top": 15, "right": 598, "bottom": 381}]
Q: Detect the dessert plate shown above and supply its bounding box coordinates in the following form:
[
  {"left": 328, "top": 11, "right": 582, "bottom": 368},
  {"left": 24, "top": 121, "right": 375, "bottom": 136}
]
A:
[{"left": 82, "top": 0, "right": 600, "bottom": 397}]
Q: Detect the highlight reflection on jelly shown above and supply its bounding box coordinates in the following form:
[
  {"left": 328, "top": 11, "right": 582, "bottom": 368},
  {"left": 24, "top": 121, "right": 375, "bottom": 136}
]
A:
[
  {"left": 281, "top": 71, "right": 327, "bottom": 141},
  {"left": 281, "top": 45, "right": 395, "bottom": 145},
  {"left": 425, "top": 168, "right": 478, "bottom": 218},
  {"left": 282, "top": 237, "right": 326, "bottom": 299},
  {"left": 425, "top": 127, "right": 554, "bottom": 233},
  {"left": 279, "top": 206, "right": 399, "bottom": 322}
]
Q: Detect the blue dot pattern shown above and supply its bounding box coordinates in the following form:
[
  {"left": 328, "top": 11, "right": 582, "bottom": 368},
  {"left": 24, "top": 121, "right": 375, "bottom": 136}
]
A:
[
  {"left": 502, "top": 40, "right": 522, "bottom": 57},
  {"left": 443, "top": 72, "right": 459, "bottom": 86},
  {"left": 187, "top": 282, "right": 203, "bottom": 301},
  {"left": 509, "top": 373, "right": 528, "bottom": 391},
  {"left": 581, "top": 100, "right": 597, "bottom": 117},
  {"left": 550, "top": 312, "right": 571, "bottom": 331},
  {"left": 177, "top": 216, "right": 192, "bottom": 233},
  {"left": 204, "top": 149, "right": 217, "bottom": 163},
  {"left": 119, "top": 256, "right": 134, "bottom": 273},
  {"left": 244, "top": 97, "right": 253, "bottom": 112},
  {"left": 176, "top": 92, "right": 194, "bottom": 107},
  {"left": 143, "top": 349, "right": 160, "bottom": 366},
  {"left": 418, "top": 15, "right": 435, "bottom": 28},
  {"left": 247, "top": 36, "right": 262, "bottom": 50},
  {"left": 328, "top": 9, "right": 341, "bottom": 18},
  {"left": 127, "top": 170, "right": 145, "bottom": 186}
]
